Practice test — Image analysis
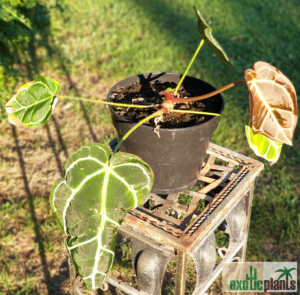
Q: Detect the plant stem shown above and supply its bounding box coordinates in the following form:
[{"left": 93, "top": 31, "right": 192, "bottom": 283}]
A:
[
  {"left": 171, "top": 109, "right": 220, "bottom": 116},
  {"left": 173, "top": 39, "right": 205, "bottom": 96},
  {"left": 59, "top": 96, "right": 160, "bottom": 108},
  {"left": 113, "top": 108, "right": 168, "bottom": 154},
  {"left": 172, "top": 80, "right": 246, "bottom": 103}
]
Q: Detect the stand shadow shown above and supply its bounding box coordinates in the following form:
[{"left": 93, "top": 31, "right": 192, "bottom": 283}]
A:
[{"left": 6, "top": 3, "right": 71, "bottom": 294}]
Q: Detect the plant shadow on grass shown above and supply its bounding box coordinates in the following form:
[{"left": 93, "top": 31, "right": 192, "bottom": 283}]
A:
[
  {"left": 7, "top": 15, "right": 118, "bottom": 295},
  {"left": 8, "top": 37, "right": 122, "bottom": 295},
  {"left": 53, "top": 47, "right": 99, "bottom": 142},
  {"left": 4, "top": 5, "right": 72, "bottom": 295},
  {"left": 3, "top": 4, "right": 62, "bottom": 294},
  {"left": 11, "top": 125, "right": 52, "bottom": 295}
]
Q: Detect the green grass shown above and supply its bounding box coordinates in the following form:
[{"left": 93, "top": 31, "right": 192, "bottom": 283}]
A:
[
  {"left": 1, "top": 0, "right": 299, "bottom": 293},
  {"left": 0, "top": 196, "right": 64, "bottom": 294}
]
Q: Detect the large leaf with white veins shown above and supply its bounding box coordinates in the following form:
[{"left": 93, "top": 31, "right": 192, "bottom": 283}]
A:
[
  {"left": 245, "top": 62, "right": 298, "bottom": 146},
  {"left": 245, "top": 124, "right": 282, "bottom": 165},
  {"left": 5, "top": 76, "right": 60, "bottom": 128},
  {"left": 193, "top": 6, "right": 231, "bottom": 67},
  {"left": 50, "top": 143, "right": 154, "bottom": 290}
]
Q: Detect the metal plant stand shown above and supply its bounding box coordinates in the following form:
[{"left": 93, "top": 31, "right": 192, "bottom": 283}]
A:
[{"left": 69, "top": 142, "right": 263, "bottom": 295}]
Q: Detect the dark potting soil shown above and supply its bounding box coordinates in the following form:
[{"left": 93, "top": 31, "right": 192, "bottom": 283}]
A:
[{"left": 110, "top": 81, "right": 223, "bottom": 129}]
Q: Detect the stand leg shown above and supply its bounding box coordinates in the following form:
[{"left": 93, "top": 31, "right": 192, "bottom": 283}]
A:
[
  {"left": 226, "top": 195, "right": 247, "bottom": 251},
  {"left": 235, "top": 183, "right": 254, "bottom": 295},
  {"left": 132, "top": 239, "right": 169, "bottom": 295},
  {"left": 236, "top": 183, "right": 255, "bottom": 262},
  {"left": 175, "top": 251, "right": 187, "bottom": 295},
  {"left": 192, "top": 232, "right": 216, "bottom": 290}
]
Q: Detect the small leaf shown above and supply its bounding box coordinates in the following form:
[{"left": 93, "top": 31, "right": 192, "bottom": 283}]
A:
[
  {"left": 193, "top": 6, "right": 231, "bottom": 67},
  {"left": 166, "top": 87, "right": 173, "bottom": 92},
  {"left": 5, "top": 76, "right": 61, "bottom": 128},
  {"left": 245, "top": 124, "right": 282, "bottom": 165},
  {"left": 245, "top": 62, "right": 298, "bottom": 146},
  {"left": 50, "top": 143, "right": 154, "bottom": 290}
]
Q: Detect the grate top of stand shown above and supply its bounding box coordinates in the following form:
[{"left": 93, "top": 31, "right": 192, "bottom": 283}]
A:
[{"left": 120, "top": 142, "right": 263, "bottom": 254}]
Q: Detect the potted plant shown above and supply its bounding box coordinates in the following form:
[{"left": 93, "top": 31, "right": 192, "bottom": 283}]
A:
[{"left": 4, "top": 6, "right": 298, "bottom": 291}]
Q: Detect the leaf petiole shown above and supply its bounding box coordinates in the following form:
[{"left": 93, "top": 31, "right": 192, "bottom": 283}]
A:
[
  {"left": 59, "top": 96, "right": 160, "bottom": 109},
  {"left": 172, "top": 80, "right": 246, "bottom": 103},
  {"left": 171, "top": 109, "right": 220, "bottom": 116},
  {"left": 173, "top": 39, "right": 205, "bottom": 96}
]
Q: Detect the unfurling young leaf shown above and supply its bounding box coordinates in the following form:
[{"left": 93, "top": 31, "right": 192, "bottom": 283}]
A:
[
  {"left": 193, "top": 6, "right": 231, "bottom": 68},
  {"left": 245, "top": 62, "right": 298, "bottom": 146},
  {"left": 5, "top": 76, "right": 61, "bottom": 128},
  {"left": 50, "top": 143, "right": 154, "bottom": 290},
  {"left": 245, "top": 124, "right": 282, "bottom": 165}
]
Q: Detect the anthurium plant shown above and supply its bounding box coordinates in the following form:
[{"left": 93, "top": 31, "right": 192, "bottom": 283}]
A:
[{"left": 4, "top": 6, "right": 298, "bottom": 290}]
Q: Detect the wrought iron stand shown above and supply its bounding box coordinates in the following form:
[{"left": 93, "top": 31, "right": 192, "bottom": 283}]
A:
[{"left": 69, "top": 142, "right": 263, "bottom": 295}]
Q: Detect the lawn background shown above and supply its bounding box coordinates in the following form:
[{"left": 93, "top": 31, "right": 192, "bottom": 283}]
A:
[{"left": 0, "top": 0, "right": 299, "bottom": 294}]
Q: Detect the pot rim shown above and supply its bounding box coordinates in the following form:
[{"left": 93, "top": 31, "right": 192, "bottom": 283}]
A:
[{"left": 107, "top": 72, "right": 225, "bottom": 132}]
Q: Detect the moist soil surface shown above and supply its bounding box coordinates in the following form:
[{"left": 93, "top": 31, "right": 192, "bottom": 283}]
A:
[{"left": 110, "top": 81, "right": 223, "bottom": 128}]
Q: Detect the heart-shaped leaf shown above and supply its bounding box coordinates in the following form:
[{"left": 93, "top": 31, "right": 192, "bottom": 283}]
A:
[
  {"left": 50, "top": 143, "right": 154, "bottom": 290},
  {"left": 245, "top": 62, "right": 298, "bottom": 146},
  {"left": 6, "top": 76, "right": 60, "bottom": 128},
  {"left": 245, "top": 124, "right": 282, "bottom": 165},
  {"left": 193, "top": 6, "right": 231, "bottom": 68}
]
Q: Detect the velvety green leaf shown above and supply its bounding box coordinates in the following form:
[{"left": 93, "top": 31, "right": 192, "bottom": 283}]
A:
[
  {"left": 193, "top": 6, "right": 231, "bottom": 68},
  {"left": 6, "top": 76, "right": 60, "bottom": 128},
  {"left": 245, "top": 124, "right": 282, "bottom": 165},
  {"left": 50, "top": 143, "right": 154, "bottom": 290}
]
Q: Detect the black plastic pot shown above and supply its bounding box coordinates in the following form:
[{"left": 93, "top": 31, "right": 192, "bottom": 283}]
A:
[{"left": 108, "top": 73, "right": 224, "bottom": 194}]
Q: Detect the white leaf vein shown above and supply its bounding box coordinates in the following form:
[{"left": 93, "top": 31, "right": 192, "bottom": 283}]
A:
[
  {"left": 61, "top": 167, "right": 106, "bottom": 234},
  {"left": 113, "top": 163, "right": 151, "bottom": 190},
  {"left": 251, "top": 83, "right": 292, "bottom": 144}
]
